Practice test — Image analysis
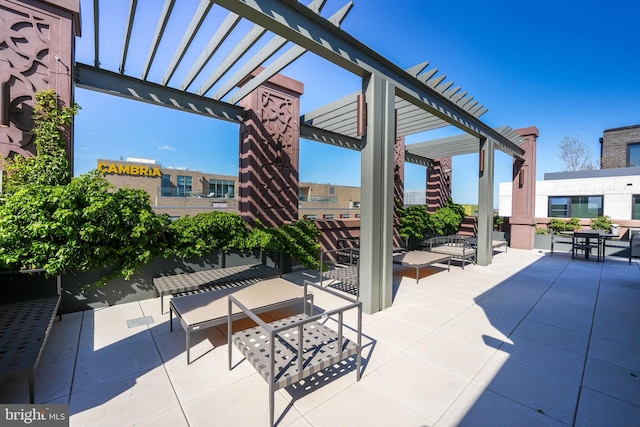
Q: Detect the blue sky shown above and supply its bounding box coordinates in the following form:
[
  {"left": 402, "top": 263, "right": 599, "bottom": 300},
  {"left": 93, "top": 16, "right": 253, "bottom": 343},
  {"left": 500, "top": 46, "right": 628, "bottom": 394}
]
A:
[{"left": 73, "top": 0, "right": 640, "bottom": 206}]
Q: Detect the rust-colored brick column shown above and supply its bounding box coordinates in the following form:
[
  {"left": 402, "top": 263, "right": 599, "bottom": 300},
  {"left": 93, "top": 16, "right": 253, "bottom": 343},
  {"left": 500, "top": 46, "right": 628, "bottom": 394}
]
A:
[
  {"left": 426, "top": 156, "right": 452, "bottom": 213},
  {"left": 393, "top": 136, "right": 405, "bottom": 246},
  {"left": 509, "top": 126, "right": 539, "bottom": 249},
  {"left": 0, "top": 0, "right": 80, "bottom": 169},
  {"left": 238, "top": 73, "right": 303, "bottom": 227}
]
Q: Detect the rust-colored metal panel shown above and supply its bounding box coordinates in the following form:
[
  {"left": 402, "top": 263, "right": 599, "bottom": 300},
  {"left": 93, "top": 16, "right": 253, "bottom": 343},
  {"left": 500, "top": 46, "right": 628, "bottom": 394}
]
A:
[
  {"left": 0, "top": 0, "right": 79, "bottom": 170},
  {"left": 238, "top": 74, "right": 302, "bottom": 227}
]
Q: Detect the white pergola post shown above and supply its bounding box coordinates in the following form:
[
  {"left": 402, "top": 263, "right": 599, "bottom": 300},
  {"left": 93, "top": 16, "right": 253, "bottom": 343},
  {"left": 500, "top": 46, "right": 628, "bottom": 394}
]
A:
[
  {"left": 359, "top": 73, "right": 395, "bottom": 314},
  {"left": 477, "top": 137, "right": 495, "bottom": 266}
]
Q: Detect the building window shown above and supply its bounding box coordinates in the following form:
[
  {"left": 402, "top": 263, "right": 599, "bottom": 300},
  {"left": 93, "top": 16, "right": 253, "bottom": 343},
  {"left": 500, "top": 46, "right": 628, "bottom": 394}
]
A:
[
  {"left": 628, "top": 143, "right": 640, "bottom": 167},
  {"left": 305, "top": 214, "right": 317, "bottom": 220},
  {"left": 177, "top": 175, "right": 192, "bottom": 196},
  {"left": 329, "top": 186, "right": 335, "bottom": 195},
  {"left": 161, "top": 174, "right": 172, "bottom": 196},
  {"left": 548, "top": 195, "right": 603, "bottom": 218},
  {"left": 633, "top": 195, "right": 640, "bottom": 220},
  {"left": 209, "top": 179, "right": 235, "bottom": 198},
  {"left": 340, "top": 213, "right": 351, "bottom": 219},
  {"left": 323, "top": 214, "right": 335, "bottom": 219}
]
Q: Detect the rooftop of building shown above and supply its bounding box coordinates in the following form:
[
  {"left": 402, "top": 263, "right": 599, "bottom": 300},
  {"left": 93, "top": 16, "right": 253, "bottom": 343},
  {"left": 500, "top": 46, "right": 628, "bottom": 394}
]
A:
[
  {"left": 544, "top": 166, "right": 640, "bottom": 181},
  {"left": 2, "top": 249, "right": 638, "bottom": 425},
  {"left": 603, "top": 124, "right": 640, "bottom": 133}
]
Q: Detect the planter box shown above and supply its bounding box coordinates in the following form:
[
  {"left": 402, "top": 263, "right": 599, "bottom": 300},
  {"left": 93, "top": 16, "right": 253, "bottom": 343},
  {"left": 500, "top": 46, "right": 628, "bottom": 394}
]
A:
[
  {"left": 534, "top": 234, "right": 552, "bottom": 250},
  {"left": 60, "top": 250, "right": 287, "bottom": 314},
  {"left": 0, "top": 269, "right": 59, "bottom": 303}
]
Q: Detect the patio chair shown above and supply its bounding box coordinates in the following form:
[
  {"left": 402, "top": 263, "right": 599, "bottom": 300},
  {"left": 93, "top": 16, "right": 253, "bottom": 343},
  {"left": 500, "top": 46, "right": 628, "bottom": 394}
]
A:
[
  {"left": 228, "top": 280, "right": 362, "bottom": 427},
  {"left": 630, "top": 231, "right": 640, "bottom": 264},
  {"left": 319, "top": 247, "right": 359, "bottom": 297},
  {"left": 550, "top": 231, "right": 572, "bottom": 256},
  {"left": 572, "top": 232, "right": 601, "bottom": 261}
]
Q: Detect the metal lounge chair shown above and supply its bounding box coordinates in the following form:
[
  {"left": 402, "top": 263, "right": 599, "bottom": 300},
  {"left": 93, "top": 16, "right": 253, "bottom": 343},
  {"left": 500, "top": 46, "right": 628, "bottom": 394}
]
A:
[{"left": 228, "top": 280, "right": 362, "bottom": 427}]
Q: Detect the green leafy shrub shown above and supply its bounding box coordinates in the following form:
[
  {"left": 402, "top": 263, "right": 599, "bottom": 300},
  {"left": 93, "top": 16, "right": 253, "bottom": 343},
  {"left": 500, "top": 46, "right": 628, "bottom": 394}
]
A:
[
  {"left": 427, "top": 200, "right": 466, "bottom": 236},
  {"left": 0, "top": 91, "right": 168, "bottom": 284},
  {"left": 398, "top": 200, "right": 466, "bottom": 239},
  {"left": 0, "top": 90, "right": 331, "bottom": 284},
  {"left": 535, "top": 227, "right": 550, "bottom": 235},
  {"left": 549, "top": 217, "right": 581, "bottom": 232},
  {"left": 493, "top": 216, "right": 505, "bottom": 231},
  {"left": 590, "top": 215, "right": 612, "bottom": 231},
  {"left": 2, "top": 90, "right": 79, "bottom": 194},
  {"left": 256, "top": 220, "right": 321, "bottom": 270},
  {"left": 397, "top": 205, "right": 429, "bottom": 239},
  {"left": 164, "top": 214, "right": 321, "bottom": 270},
  {"left": 0, "top": 171, "right": 169, "bottom": 283},
  {"left": 167, "top": 212, "right": 254, "bottom": 259}
]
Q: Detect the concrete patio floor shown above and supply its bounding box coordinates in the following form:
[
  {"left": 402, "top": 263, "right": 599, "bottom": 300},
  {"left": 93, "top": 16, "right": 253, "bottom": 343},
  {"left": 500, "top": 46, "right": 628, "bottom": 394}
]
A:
[{"left": 1, "top": 248, "right": 639, "bottom": 426}]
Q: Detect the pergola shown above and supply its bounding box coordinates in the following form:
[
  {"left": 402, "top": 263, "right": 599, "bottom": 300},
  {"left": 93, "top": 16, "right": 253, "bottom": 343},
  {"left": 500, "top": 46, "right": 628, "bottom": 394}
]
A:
[{"left": 74, "top": 0, "right": 528, "bottom": 313}]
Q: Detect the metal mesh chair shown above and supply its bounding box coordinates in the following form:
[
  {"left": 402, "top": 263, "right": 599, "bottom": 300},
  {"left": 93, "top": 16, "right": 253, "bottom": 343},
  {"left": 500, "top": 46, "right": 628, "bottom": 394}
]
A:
[{"left": 228, "top": 280, "right": 362, "bottom": 427}]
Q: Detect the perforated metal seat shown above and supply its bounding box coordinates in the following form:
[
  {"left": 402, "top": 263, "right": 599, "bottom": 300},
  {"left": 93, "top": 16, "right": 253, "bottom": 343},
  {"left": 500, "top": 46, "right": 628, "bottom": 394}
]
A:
[{"left": 0, "top": 296, "right": 60, "bottom": 403}]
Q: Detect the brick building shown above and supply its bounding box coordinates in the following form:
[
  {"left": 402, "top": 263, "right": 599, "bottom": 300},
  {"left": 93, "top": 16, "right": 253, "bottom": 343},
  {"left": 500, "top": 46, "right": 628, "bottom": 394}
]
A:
[{"left": 600, "top": 124, "right": 640, "bottom": 169}]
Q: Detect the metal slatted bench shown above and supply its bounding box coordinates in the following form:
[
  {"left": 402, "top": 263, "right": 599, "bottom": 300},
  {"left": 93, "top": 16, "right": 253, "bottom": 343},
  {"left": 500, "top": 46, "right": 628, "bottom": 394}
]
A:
[
  {"left": 319, "top": 248, "right": 360, "bottom": 297},
  {"left": 468, "top": 237, "right": 508, "bottom": 254},
  {"left": 153, "top": 263, "right": 280, "bottom": 313},
  {"left": 423, "top": 235, "right": 476, "bottom": 269},
  {"left": 0, "top": 272, "right": 61, "bottom": 404},
  {"left": 492, "top": 239, "right": 508, "bottom": 253},
  {"left": 321, "top": 265, "right": 359, "bottom": 296},
  {"left": 228, "top": 280, "right": 362, "bottom": 427},
  {"left": 319, "top": 246, "right": 407, "bottom": 296}
]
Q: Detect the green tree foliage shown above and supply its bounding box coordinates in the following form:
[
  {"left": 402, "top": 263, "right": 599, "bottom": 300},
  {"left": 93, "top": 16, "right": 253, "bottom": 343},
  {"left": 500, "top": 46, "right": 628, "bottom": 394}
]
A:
[{"left": 166, "top": 214, "right": 321, "bottom": 269}]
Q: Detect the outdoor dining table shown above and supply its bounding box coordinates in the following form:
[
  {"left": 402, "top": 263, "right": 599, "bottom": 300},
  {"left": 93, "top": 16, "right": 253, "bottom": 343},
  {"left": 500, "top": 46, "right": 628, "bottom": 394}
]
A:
[{"left": 561, "top": 230, "right": 617, "bottom": 261}]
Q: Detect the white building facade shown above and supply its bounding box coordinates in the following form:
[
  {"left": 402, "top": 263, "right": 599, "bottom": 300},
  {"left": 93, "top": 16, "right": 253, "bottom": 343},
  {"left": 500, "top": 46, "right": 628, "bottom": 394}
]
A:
[{"left": 499, "top": 167, "right": 640, "bottom": 221}]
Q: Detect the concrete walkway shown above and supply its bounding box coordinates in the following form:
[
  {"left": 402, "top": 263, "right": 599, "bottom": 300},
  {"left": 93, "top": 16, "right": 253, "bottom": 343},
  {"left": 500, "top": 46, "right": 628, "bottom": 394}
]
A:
[{"left": 1, "top": 249, "right": 639, "bottom": 426}]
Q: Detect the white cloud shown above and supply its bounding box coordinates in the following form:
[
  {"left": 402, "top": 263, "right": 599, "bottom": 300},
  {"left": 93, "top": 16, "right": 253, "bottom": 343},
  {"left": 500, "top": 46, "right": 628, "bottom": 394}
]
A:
[{"left": 157, "top": 144, "right": 176, "bottom": 151}]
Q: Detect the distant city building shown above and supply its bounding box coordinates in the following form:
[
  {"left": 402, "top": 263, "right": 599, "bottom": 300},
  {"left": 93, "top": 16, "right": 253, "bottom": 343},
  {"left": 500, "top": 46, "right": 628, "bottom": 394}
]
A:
[
  {"left": 98, "top": 158, "right": 362, "bottom": 220},
  {"left": 499, "top": 125, "right": 640, "bottom": 223},
  {"left": 404, "top": 189, "right": 427, "bottom": 206}
]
